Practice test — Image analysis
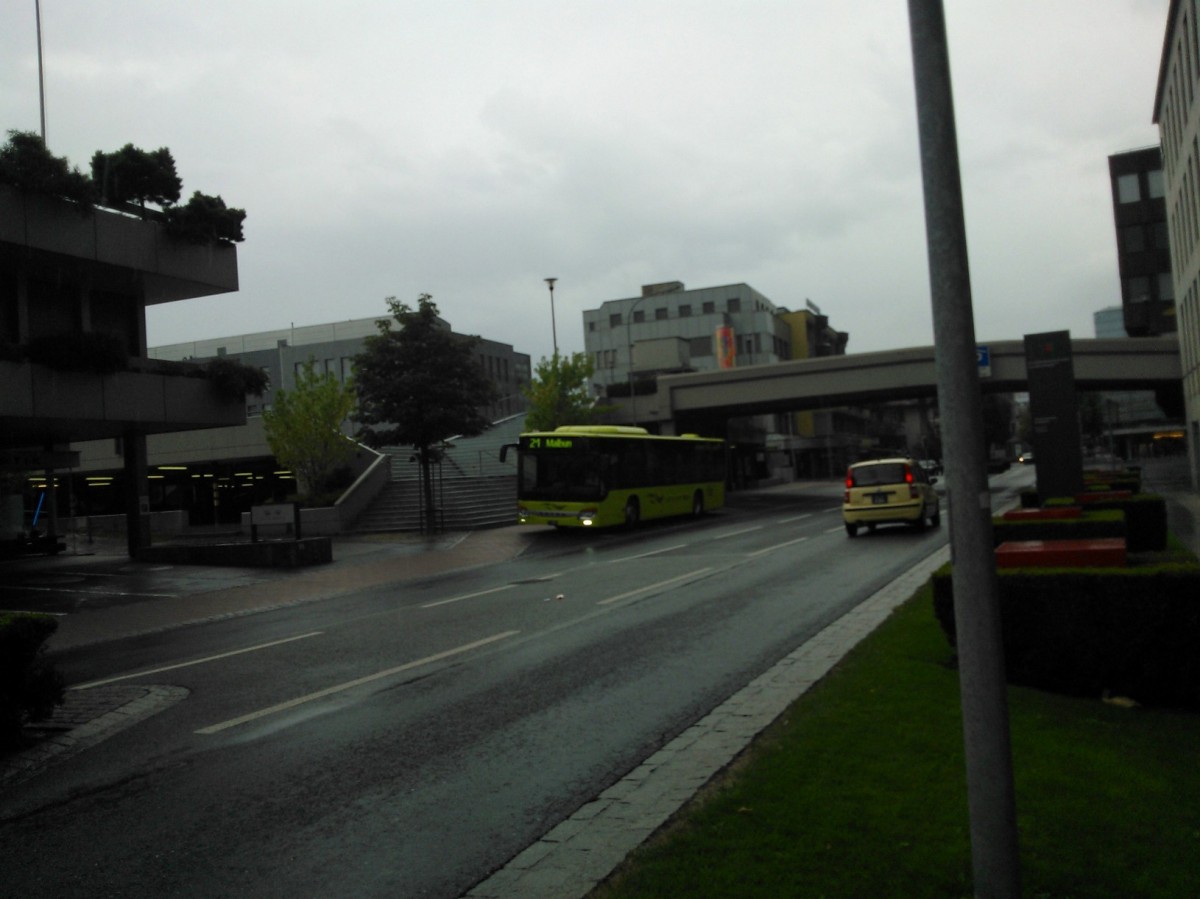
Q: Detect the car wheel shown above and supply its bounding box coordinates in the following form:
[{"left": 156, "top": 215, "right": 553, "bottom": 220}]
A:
[
  {"left": 931, "top": 505, "right": 941, "bottom": 527},
  {"left": 845, "top": 521, "right": 858, "bottom": 537},
  {"left": 624, "top": 497, "right": 640, "bottom": 528},
  {"left": 692, "top": 490, "right": 704, "bottom": 517},
  {"left": 914, "top": 506, "right": 928, "bottom": 530}
]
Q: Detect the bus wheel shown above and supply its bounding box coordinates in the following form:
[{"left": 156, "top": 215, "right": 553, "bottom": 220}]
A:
[
  {"left": 692, "top": 491, "right": 705, "bottom": 517},
  {"left": 624, "top": 497, "right": 640, "bottom": 528}
]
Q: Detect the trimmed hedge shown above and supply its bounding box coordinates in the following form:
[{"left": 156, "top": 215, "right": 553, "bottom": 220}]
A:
[
  {"left": 0, "top": 613, "right": 64, "bottom": 749},
  {"left": 991, "top": 509, "right": 1126, "bottom": 547},
  {"left": 932, "top": 564, "right": 1200, "bottom": 709},
  {"left": 1045, "top": 493, "right": 1167, "bottom": 552}
]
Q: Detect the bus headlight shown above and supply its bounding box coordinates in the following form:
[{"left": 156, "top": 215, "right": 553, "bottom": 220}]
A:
[{"left": 579, "top": 509, "right": 597, "bottom": 525}]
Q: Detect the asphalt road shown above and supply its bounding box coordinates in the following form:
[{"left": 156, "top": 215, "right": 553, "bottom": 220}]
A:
[{"left": 0, "top": 478, "right": 982, "bottom": 898}]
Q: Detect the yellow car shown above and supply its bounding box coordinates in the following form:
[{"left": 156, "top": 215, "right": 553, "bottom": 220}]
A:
[{"left": 843, "top": 457, "right": 941, "bottom": 537}]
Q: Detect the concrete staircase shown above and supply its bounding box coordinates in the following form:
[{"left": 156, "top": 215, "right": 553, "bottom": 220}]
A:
[{"left": 348, "top": 415, "right": 525, "bottom": 533}]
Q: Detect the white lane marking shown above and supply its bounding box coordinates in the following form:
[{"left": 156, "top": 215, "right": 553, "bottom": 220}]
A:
[
  {"left": 776, "top": 513, "right": 813, "bottom": 524},
  {"left": 73, "top": 632, "right": 326, "bottom": 690},
  {"left": 708, "top": 525, "right": 764, "bottom": 540},
  {"left": 824, "top": 505, "right": 843, "bottom": 513},
  {"left": 422, "top": 584, "right": 515, "bottom": 609},
  {"left": 824, "top": 525, "right": 845, "bottom": 534},
  {"left": 747, "top": 536, "right": 810, "bottom": 557},
  {"left": 597, "top": 569, "right": 714, "bottom": 606},
  {"left": 610, "top": 544, "right": 688, "bottom": 564},
  {"left": 195, "top": 630, "right": 520, "bottom": 735}
]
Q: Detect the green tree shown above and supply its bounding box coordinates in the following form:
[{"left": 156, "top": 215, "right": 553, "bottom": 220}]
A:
[
  {"left": 353, "top": 294, "right": 498, "bottom": 532},
  {"left": 165, "top": 191, "right": 246, "bottom": 244},
  {"left": 263, "top": 359, "right": 357, "bottom": 502},
  {"left": 90, "top": 143, "right": 182, "bottom": 210},
  {"left": 0, "top": 130, "right": 93, "bottom": 209},
  {"left": 523, "top": 352, "right": 608, "bottom": 431}
]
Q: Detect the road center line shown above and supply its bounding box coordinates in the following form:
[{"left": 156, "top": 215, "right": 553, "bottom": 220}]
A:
[
  {"left": 824, "top": 525, "right": 845, "bottom": 534},
  {"left": 776, "top": 513, "right": 813, "bottom": 523},
  {"left": 195, "top": 630, "right": 520, "bottom": 735},
  {"left": 422, "top": 584, "right": 515, "bottom": 609},
  {"left": 73, "top": 631, "right": 326, "bottom": 690},
  {"left": 597, "top": 569, "right": 714, "bottom": 606},
  {"left": 747, "top": 536, "right": 810, "bottom": 557},
  {"left": 709, "top": 525, "right": 764, "bottom": 540},
  {"left": 610, "top": 544, "right": 688, "bottom": 564}
]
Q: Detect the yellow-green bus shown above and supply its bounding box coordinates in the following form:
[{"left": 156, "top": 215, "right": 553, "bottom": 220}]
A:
[{"left": 504, "top": 426, "right": 726, "bottom": 528}]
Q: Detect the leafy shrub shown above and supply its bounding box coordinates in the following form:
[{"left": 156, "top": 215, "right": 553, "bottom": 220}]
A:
[
  {"left": 25, "top": 331, "right": 129, "bottom": 374},
  {"left": 991, "top": 510, "right": 1126, "bottom": 547},
  {"left": 1047, "top": 494, "right": 1167, "bottom": 552},
  {"left": 0, "top": 130, "right": 94, "bottom": 211},
  {"left": 90, "top": 144, "right": 182, "bottom": 209},
  {"left": 165, "top": 191, "right": 246, "bottom": 245},
  {"left": 0, "top": 613, "right": 65, "bottom": 749},
  {"left": 205, "top": 356, "right": 269, "bottom": 399},
  {"left": 932, "top": 564, "right": 1200, "bottom": 708}
]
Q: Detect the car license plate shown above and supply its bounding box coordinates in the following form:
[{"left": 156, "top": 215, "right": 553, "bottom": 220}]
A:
[{"left": 871, "top": 493, "right": 889, "bottom": 505}]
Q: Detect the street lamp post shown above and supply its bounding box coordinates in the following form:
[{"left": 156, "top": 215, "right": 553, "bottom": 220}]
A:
[{"left": 545, "top": 277, "right": 558, "bottom": 358}]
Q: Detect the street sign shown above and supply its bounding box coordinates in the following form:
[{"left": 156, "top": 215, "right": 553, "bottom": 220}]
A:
[{"left": 976, "top": 345, "right": 991, "bottom": 377}]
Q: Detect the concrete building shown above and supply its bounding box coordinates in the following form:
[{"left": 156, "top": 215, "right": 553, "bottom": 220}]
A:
[
  {"left": 0, "top": 182, "right": 245, "bottom": 555},
  {"left": 1108, "top": 146, "right": 1175, "bottom": 337},
  {"left": 72, "top": 317, "right": 531, "bottom": 527},
  {"left": 1154, "top": 1, "right": 1200, "bottom": 486},
  {"left": 582, "top": 281, "right": 900, "bottom": 481}
]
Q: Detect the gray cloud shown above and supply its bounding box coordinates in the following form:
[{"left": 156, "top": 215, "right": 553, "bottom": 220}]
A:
[{"left": 0, "top": 1, "right": 1167, "bottom": 363}]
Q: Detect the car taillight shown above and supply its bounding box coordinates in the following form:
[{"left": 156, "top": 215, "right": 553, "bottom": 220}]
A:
[
  {"left": 845, "top": 468, "right": 855, "bottom": 489},
  {"left": 904, "top": 465, "right": 914, "bottom": 484}
]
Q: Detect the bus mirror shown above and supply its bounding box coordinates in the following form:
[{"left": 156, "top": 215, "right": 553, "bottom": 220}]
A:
[{"left": 500, "top": 443, "right": 517, "bottom": 462}]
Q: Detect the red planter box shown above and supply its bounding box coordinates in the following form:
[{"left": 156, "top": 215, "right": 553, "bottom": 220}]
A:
[
  {"left": 1002, "top": 507, "right": 1083, "bottom": 520},
  {"left": 995, "top": 538, "right": 1127, "bottom": 569}
]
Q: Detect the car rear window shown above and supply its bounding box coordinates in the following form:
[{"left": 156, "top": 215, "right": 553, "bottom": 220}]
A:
[{"left": 850, "top": 463, "right": 908, "bottom": 486}]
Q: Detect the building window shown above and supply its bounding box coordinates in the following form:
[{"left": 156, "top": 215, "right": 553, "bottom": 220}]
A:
[
  {"left": 727, "top": 297, "right": 741, "bottom": 312},
  {"left": 688, "top": 336, "right": 713, "bottom": 357},
  {"left": 1153, "top": 221, "right": 1169, "bottom": 248},
  {"left": 1117, "top": 173, "right": 1141, "bottom": 203},
  {"left": 1158, "top": 272, "right": 1176, "bottom": 302},
  {"left": 610, "top": 313, "right": 622, "bottom": 327},
  {"left": 1126, "top": 276, "right": 1150, "bottom": 302},
  {"left": 702, "top": 301, "right": 715, "bottom": 314},
  {"left": 588, "top": 320, "right": 595, "bottom": 331},
  {"left": 633, "top": 309, "right": 645, "bottom": 323},
  {"left": 655, "top": 307, "right": 668, "bottom": 320},
  {"left": 1148, "top": 168, "right": 1165, "bottom": 198},
  {"left": 1121, "top": 225, "right": 1145, "bottom": 253},
  {"left": 679, "top": 304, "right": 692, "bottom": 317}
]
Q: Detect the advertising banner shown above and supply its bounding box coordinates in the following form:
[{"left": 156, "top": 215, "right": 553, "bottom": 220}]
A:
[{"left": 715, "top": 325, "right": 736, "bottom": 369}]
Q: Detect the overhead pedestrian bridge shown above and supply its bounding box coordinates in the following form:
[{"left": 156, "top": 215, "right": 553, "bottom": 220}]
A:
[{"left": 630, "top": 337, "right": 1182, "bottom": 429}]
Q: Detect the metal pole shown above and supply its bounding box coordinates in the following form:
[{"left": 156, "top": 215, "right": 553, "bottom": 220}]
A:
[
  {"left": 907, "top": 2, "right": 1021, "bottom": 897},
  {"left": 35, "top": 0, "right": 47, "bottom": 141},
  {"left": 545, "top": 277, "right": 558, "bottom": 359}
]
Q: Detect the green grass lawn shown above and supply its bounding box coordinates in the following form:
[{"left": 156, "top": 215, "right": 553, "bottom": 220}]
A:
[{"left": 592, "top": 585, "right": 1200, "bottom": 899}]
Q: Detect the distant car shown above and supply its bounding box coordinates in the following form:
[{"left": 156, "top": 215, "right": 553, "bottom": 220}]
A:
[
  {"left": 1018, "top": 450, "right": 1035, "bottom": 464},
  {"left": 843, "top": 457, "right": 941, "bottom": 537}
]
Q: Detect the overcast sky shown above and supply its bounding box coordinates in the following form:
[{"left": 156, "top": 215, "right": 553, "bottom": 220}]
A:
[{"left": 2, "top": 1, "right": 1169, "bottom": 363}]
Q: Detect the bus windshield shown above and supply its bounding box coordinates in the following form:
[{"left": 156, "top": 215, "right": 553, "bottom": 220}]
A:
[{"left": 520, "top": 448, "right": 606, "bottom": 501}]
